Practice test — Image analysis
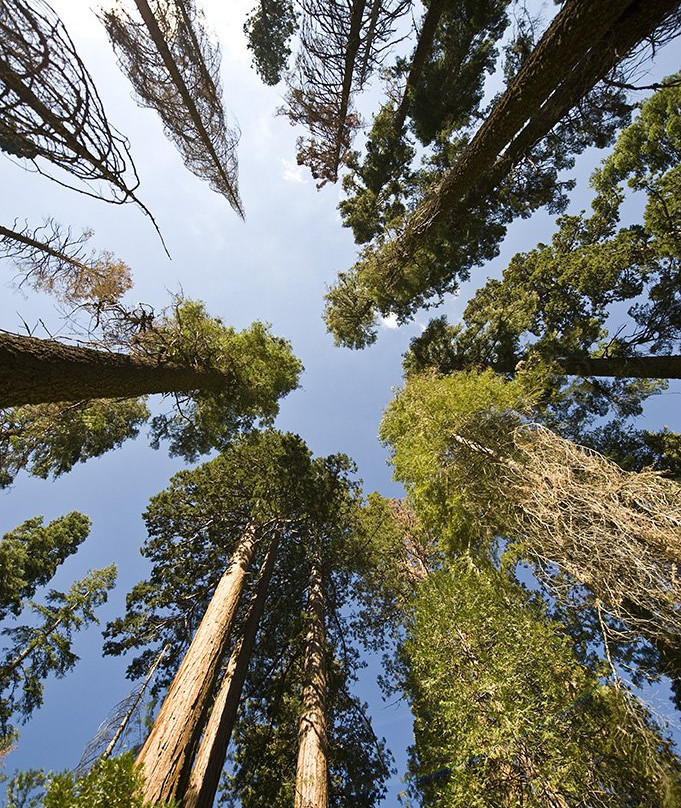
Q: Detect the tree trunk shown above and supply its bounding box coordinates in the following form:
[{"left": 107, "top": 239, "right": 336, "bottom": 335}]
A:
[
  {"left": 330, "top": 0, "right": 368, "bottom": 180},
  {"left": 392, "top": 0, "right": 448, "bottom": 133},
  {"left": 490, "top": 354, "right": 681, "bottom": 380},
  {"left": 295, "top": 541, "right": 329, "bottom": 808},
  {"left": 131, "top": 0, "right": 244, "bottom": 217},
  {"left": 0, "top": 224, "right": 88, "bottom": 273},
  {"left": 136, "top": 525, "right": 258, "bottom": 805},
  {"left": 182, "top": 532, "right": 280, "bottom": 808},
  {"left": 0, "top": 331, "right": 227, "bottom": 407},
  {"left": 389, "top": 0, "right": 678, "bottom": 265}
]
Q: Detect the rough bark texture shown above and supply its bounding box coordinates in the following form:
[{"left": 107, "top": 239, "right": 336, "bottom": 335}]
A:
[
  {"left": 391, "top": 0, "right": 679, "bottom": 262},
  {"left": 295, "top": 542, "right": 329, "bottom": 808},
  {"left": 136, "top": 526, "right": 258, "bottom": 805},
  {"left": 0, "top": 331, "right": 226, "bottom": 407},
  {"left": 182, "top": 533, "right": 279, "bottom": 808}
]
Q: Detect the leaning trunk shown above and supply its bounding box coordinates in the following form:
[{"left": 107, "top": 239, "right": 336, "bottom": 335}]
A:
[
  {"left": 295, "top": 540, "right": 329, "bottom": 808},
  {"left": 0, "top": 331, "right": 226, "bottom": 407},
  {"left": 182, "top": 532, "right": 280, "bottom": 808},
  {"left": 136, "top": 525, "right": 258, "bottom": 804},
  {"left": 489, "top": 353, "right": 681, "bottom": 380}
]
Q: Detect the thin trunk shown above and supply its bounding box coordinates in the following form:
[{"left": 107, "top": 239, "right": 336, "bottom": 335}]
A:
[
  {"left": 0, "top": 331, "right": 227, "bottom": 407},
  {"left": 329, "top": 0, "right": 368, "bottom": 180},
  {"left": 0, "top": 612, "right": 66, "bottom": 678},
  {"left": 392, "top": 0, "right": 448, "bottom": 133},
  {"left": 137, "top": 525, "right": 258, "bottom": 804},
  {"left": 102, "top": 644, "right": 169, "bottom": 760},
  {"left": 132, "top": 0, "right": 244, "bottom": 217},
  {"left": 183, "top": 532, "right": 280, "bottom": 808},
  {"left": 295, "top": 541, "right": 328, "bottom": 808},
  {"left": 357, "top": 0, "right": 381, "bottom": 86},
  {"left": 0, "top": 224, "right": 89, "bottom": 273}
]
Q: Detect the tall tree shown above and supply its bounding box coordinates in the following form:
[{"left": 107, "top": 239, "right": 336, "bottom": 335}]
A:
[
  {"left": 104, "top": 431, "right": 388, "bottom": 807},
  {"left": 380, "top": 369, "right": 681, "bottom": 697},
  {"left": 0, "top": 564, "right": 116, "bottom": 747},
  {"left": 401, "top": 560, "right": 681, "bottom": 807},
  {"left": 0, "top": 512, "right": 91, "bottom": 619},
  {"left": 101, "top": 0, "right": 244, "bottom": 216},
  {"left": 0, "top": 299, "right": 302, "bottom": 460},
  {"left": 244, "top": 0, "right": 298, "bottom": 86},
  {"left": 325, "top": 0, "right": 681, "bottom": 347},
  {"left": 0, "top": 0, "right": 152, "bottom": 214},
  {"left": 283, "top": 0, "right": 410, "bottom": 185}
]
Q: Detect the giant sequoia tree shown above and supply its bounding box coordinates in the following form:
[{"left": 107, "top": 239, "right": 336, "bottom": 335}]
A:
[
  {"left": 325, "top": 0, "right": 681, "bottom": 347},
  {"left": 101, "top": 0, "right": 244, "bottom": 216},
  {"left": 104, "top": 430, "right": 388, "bottom": 807}
]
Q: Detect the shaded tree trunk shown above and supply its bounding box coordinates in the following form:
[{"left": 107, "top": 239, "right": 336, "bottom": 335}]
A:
[
  {"left": 136, "top": 525, "right": 258, "bottom": 804},
  {"left": 396, "top": 0, "right": 677, "bottom": 252},
  {"left": 392, "top": 0, "right": 448, "bottom": 133},
  {"left": 295, "top": 541, "right": 328, "bottom": 808},
  {"left": 0, "top": 224, "right": 88, "bottom": 274},
  {"left": 0, "top": 331, "right": 227, "bottom": 407},
  {"left": 182, "top": 532, "right": 279, "bottom": 808},
  {"left": 490, "top": 354, "right": 681, "bottom": 380}
]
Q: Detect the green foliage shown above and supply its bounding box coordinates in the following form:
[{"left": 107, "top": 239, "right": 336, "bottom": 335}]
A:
[
  {"left": 379, "top": 370, "right": 531, "bottom": 551},
  {"left": 3, "top": 753, "right": 177, "bottom": 808},
  {"left": 0, "top": 513, "right": 91, "bottom": 619},
  {"left": 1, "top": 565, "right": 116, "bottom": 744},
  {"left": 244, "top": 0, "right": 297, "bottom": 85},
  {"left": 402, "top": 562, "right": 681, "bottom": 807},
  {"left": 137, "top": 299, "right": 302, "bottom": 460},
  {"left": 0, "top": 399, "right": 149, "bottom": 488}
]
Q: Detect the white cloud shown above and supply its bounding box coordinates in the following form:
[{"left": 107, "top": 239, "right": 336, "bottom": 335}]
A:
[
  {"left": 281, "top": 158, "right": 307, "bottom": 184},
  {"left": 380, "top": 313, "right": 399, "bottom": 329}
]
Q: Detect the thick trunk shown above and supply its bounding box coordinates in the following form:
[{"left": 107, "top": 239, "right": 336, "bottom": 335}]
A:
[
  {"left": 390, "top": 0, "right": 678, "bottom": 268},
  {"left": 295, "top": 542, "right": 328, "bottom": 808},
  {"left": 490, "top": 354, "right": 681, "bottom": 380},
  {"left": 182, "top": 533, "right": 279, "bottom": 808},
  {"left": 136, "top": 525, "right": 258, "bottom": 805},
  {"left": 0, "top": 331, "right": 226, "bottom": 407},
  {"left": 392, "top": 0, "right": 448, "bottom": 133}
]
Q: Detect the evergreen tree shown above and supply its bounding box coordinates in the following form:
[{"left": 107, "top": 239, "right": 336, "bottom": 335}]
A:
[
  {"left": 1, "top": 564, "right": 117, "bottom": 746},
  {"left": 401, "top": 561, "right": 681, "bottom": 807},
  {"left": 244, "top": 0, "right": 298, "bottom": 86},
  {"left": 380, "top": 369, "right": 681, "bottom": 704},
  {"left": 104, "top": 431, "right": 389, "bottom": 807},
  {"left": 0, "top": 513, "right": 91, "bottom": 619},
  {"left": 325, "top": 0, "right": 680, "bottom": 347},
  {"left": 0, "top": 299, "right": 302, "bottom": 461}
]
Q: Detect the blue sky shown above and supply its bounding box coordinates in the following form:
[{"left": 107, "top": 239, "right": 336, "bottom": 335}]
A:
[{"left": 0, "top": 0, "right": 679, "bottom": 802}]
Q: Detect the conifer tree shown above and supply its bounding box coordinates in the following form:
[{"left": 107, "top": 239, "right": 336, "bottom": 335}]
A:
[
  {"left": 101, "top": 0, "right": 244, "bottom": 216},
  {"left": 1, "top": 563, "right": 116, "bottom": 747},
  {"left": 325, "top": 0, "right": 681, "bottom": 347}
]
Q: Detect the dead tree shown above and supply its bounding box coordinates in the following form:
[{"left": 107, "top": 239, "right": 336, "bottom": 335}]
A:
[
  {"left": 284, "top": 0, "right": 410, "bottom": 185},
  {"left": 101, "top": 0, "right": 244, "bottom": 216},
  {"left": 0, "top": 220, "right": 132, "bottom": 304},
  {"left": 0, "top": 0, "right": 144, "bottom": 206}
]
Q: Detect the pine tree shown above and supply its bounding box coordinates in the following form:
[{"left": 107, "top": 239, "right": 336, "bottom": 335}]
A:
[{"left": 325, "top": 0, "right": 680, "bottom": 347}]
